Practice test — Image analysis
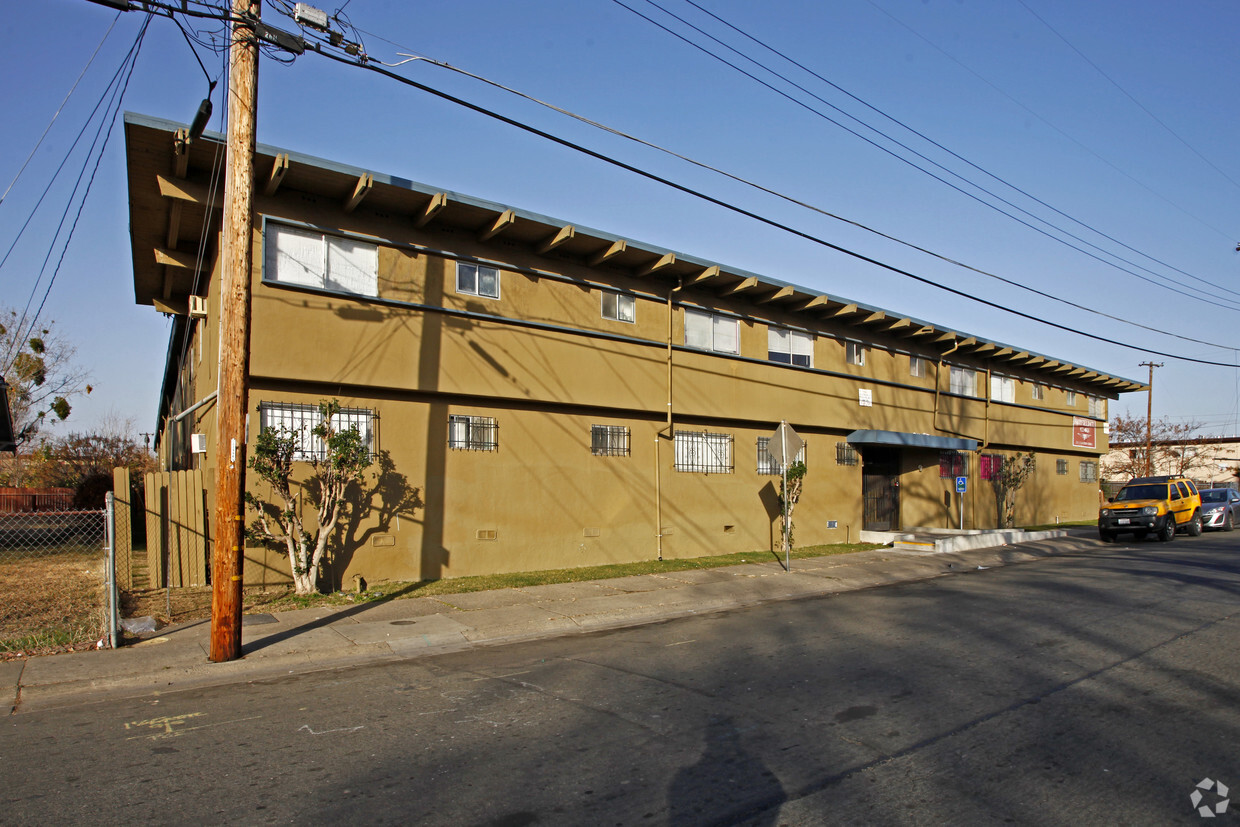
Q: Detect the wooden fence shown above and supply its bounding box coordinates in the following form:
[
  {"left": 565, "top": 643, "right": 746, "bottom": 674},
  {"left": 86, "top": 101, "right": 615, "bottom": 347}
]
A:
[
  {"left": 140, "top": 468, "right": 211, "bottom": 588},
  {"left": 0, "top": 487, "right": 75, "bottom": 513}
]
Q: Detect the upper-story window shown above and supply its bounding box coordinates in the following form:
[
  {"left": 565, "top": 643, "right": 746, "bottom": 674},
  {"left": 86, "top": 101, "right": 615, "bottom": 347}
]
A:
[
  {"left": 1032, "top": 383, "right": 1045, "bottom": 401},
  {"left": 768, "top": 327, "right": 813, "bottom": 367},
  {"left": 845, "top": 341, "right": 866, "bottom": 367},
  {"left": 990, "top": 374, "right": 1015, "bottom": 403},
  {"left": 456, "top": 261, "right": 500, "bottom": 299},
  {"left": 684, "top": 308, "right": 739, "bottom": 355},
  {"left": 1066, "top": 390, "right": 1078, "bottom": 407},
  {"left": 1088, "top": 395, "right": 1104, "bottom": 418},
  {"left": 601, "top": 291, "right": 635, "bottom": 323},
  {"left": 264, "top": 222, "right": 378, "bottom": 297},
  {"left": 910, "top": 356, "right": 927, "bottom": 378},
  {"left": 949, "top": 366, "right": 976, "bottom": 396}
]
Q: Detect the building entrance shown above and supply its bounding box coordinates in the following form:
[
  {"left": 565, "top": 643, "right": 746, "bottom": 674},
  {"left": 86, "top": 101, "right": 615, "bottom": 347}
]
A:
[{"left": 862, "top": 447, "right": 900, "bottom": 531}]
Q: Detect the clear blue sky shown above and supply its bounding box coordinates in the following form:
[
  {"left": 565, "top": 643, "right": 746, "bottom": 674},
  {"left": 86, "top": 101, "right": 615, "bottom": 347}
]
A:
[{"left": 3, "top": 0, "right": 1238, "bottom": 439}]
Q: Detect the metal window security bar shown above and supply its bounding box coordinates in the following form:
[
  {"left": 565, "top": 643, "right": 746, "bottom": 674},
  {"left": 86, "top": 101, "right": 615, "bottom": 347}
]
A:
[
  {"left": 449, "top": 415, "right": 499, "bottom": 451},
  {"left": 675, "top": 430, "right": 733, "bottom": 474},
  {"left": 591, "top": 424, "right": 630, "bottom": 456},
  {"left": 259, "top": 402, "right": 374, "bottom": 461},
  {"left": 835, "top": 442, "right": 858, "bottom": 466},
  {"left": 758, "top": 437, "right": 807, "bottom": 474}
]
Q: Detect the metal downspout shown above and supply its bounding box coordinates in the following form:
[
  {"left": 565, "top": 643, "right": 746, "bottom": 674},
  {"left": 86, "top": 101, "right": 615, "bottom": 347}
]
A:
[
  {"left": 933, "top": 340, "right": 961, "bottom": 436},
  {"left": 655, "top": 278, "right": 684, "bottom": 561}
]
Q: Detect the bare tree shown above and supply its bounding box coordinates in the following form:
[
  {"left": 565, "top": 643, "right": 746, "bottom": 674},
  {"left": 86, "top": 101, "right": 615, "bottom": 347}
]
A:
[
  {"left": 1103, "top": 414, "right": 1211, "bottom": 480},
  {"left": 990, "top": 452, "right": 1036, "bottom": 529}
]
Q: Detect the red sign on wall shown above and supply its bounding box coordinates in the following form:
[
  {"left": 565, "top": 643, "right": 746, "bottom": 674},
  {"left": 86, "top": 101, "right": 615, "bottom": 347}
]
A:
[{"left": 1072, "top": 417, "right": 1096, "bottom": 449}]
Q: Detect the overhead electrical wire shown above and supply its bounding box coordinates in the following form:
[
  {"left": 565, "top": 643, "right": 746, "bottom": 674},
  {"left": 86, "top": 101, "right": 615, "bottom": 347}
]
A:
[
  {"left": 298, "top": 44, "right": 1240, "bottom": 368},
  {"left": 865, "top": 0, "right": 1235, "bottom": 244},
  {"left": 612, "top": 0, "right": 1240, "bottom": 311},
  {"left": 674, "top": 0, "right": 1240, "bottom": 301}
]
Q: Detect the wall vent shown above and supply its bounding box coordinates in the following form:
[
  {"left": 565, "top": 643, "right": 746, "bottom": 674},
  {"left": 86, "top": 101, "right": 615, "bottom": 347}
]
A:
[
  {"left": 582, "top": 528, "right": 600, "bottom": 538},
  {"left": 475, "top": 529, "right": 497, "bottom": 541}
]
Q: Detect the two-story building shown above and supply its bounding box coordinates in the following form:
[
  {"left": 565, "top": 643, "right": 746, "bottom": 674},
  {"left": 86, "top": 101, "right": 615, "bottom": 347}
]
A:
[{"left": 124, "top": 113, "right": 1144, "bottom": 588}]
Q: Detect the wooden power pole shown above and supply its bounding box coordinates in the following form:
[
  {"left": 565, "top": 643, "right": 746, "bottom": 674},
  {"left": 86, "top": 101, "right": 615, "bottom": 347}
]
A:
[
  {"left": 210, "top": 0, "right": 260, "bottom": 662},
  {"left": 1139, "top": 361, "right": 1163, "bottom": 477}
]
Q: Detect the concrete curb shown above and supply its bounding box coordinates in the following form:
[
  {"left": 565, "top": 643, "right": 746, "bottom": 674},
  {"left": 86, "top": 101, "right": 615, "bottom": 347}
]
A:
[{"left": 6, "top": 530, "right": 1102, "bottom": 714}]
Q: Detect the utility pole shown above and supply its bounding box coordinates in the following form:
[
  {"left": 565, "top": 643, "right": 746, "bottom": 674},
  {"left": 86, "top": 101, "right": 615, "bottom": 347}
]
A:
[
  {"left": 1139, "top": 361, "right": 1163, "bottom": 476},
  {"left": 210, "top": 0, "right": 260, "bottom": 662}
]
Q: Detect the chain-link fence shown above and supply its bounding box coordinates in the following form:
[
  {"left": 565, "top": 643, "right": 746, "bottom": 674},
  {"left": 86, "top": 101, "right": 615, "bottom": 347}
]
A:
[{"left": 0, "top": 507, "right": 111, "bottom": 657}]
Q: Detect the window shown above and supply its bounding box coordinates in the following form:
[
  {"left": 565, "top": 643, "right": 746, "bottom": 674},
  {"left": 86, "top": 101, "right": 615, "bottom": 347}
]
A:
[
  {"left": 1088, "top": 396, "right": 1104, "bottom": 418},
  {"left": 949, "top": 366, "right": 976, "bottom": 396},
  {"left": 448, "top": 414, "right": 498, "bottom": 451},
  {"left": 591, "top": 424, "right": 630, "bottom": 456},
  {"left": 990, "top": 375, "right": 1015, "bottom": 404},
  {"left": 1079, "top": 460, "right": 1098, "bottom": 483},
  {"left": 768, "top": 327, "right": 813, "bottom": 367},
  {"left": 684, "top": 309, "right": 739, "bottom": 354},
  {"left": 940, "top": 450, "right": 967, "bottom": 478},
  {"left": 601, "top": 291, "right": 635, "bottom": 323},
  {"left": 980, "top": 453, "right": 1004, "bottom": 481},
  {"left": 1056, "top": 459, "right": 1069, "bottom": 475},
  {"left": 757, "top": 437, "right": 806, "bottom": 474},
  {"left": 259, "top": 402, "right": 374, "bottom": 462},
  {"left": 674, "top": 430, "right": 733, "bottom": 474},
  {"left": 836, "top": 442, "right": 859, "bottom": 466},
  {"left": 909, "top": 356, "right": 926, "bottom": 378},
  {"left": 264, "top": 222, "right": 378, "bottom": 297},
  {"left": 1032, "top": 384, "right": 1045, "bottom": 401},
  {"left": 845, "top": 341, "right": 866, "bottom": 366},
  {"left": 456, "top": 261, "right": 500, "bottom": 299},
  {"left": 1066, "top": 390, "right": 1077, "bottom": 407}
]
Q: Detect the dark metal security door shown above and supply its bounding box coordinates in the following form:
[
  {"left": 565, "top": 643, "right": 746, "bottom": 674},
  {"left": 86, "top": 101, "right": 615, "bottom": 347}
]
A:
[{"left": 862, "top": 448, "right": 900, "bottom": 531}]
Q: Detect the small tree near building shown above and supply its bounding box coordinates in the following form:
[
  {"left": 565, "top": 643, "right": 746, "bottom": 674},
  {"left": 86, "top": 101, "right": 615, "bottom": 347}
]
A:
[
  {"left": 246, "top": 400, "right": 371, "bottom": 595},
  {"left": 991, "top": 452, "right": 1036, "bottom": 529},
  {"left": 778, "top": 460, "right": 806, "bottom": 556}
]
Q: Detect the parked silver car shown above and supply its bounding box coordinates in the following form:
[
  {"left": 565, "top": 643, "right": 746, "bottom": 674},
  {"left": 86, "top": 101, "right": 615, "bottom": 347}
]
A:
[{"left": 1199, "top": 488, "right": 1240, "bottom": 531}]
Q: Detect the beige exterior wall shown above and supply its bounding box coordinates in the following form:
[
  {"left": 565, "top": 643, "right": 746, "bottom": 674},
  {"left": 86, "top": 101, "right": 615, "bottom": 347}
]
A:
[{"left": 152, "top": 171, "right": 1115, "bottom": 588}]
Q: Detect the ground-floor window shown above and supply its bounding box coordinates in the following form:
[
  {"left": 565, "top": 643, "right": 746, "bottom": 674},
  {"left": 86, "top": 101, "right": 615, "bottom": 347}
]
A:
[
  {"left": 258, "top": 401, "right": 375, "bottom": 461},
  {"left": 675, "top": 430, "right": 733, "bottom": 474},
  {"left": 1056, "top": 459, "right": 1069, "bottom": 474},
  {"left": 835, "top": 442, "right": 859, "bottom": 466},
  {"left": 979, "top": 453, "right": 1004, "bottom": 480},
  {"left": 940, "top": 450, "right": 967, "bottom": 478},
  {"left": 757, "top": 437, "right": 806, "bottom": 474},
  {"left": 591, "top": 424, "right": 630, "bottom": 456},
  {"left": 449, "top": 414, "right": 498, "bottom": 451},
  {"left": 1079, "top": 460, "right": 1098, "bottom": 483}
]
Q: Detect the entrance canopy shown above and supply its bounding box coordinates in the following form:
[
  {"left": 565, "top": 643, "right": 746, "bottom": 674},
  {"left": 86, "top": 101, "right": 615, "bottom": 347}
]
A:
[{"left": 847, "top": 430, "right": 978, "bottom": 453}]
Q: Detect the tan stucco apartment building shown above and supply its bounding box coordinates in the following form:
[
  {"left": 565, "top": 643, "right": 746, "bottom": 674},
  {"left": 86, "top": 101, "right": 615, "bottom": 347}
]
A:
[{"left": 124, "top": 113, "right": 1145, "bottom": 588}]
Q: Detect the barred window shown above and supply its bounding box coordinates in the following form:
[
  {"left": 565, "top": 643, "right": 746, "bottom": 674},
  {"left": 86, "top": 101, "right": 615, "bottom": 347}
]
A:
[
  {"left": 1080, "top": 461, "right": 1098, "bottom": 483},
  {"left": 258, "top": 402, "right": 374, "bottom": 462},
  {"left": 757, "top": 437, "right": 806, "bottom": 475},
  {"left": 836, "top": 442, "right": 859, "bottom": 466},
  {"left": 591, "top": 424, "right": 630, "bottom": 456},
  {"left": 940, "top": 450, "right": 967, "bottom": 478},
  {"left": 1056, "top": 459, "right": 1069, "bottom": 475},
  {"left": 675, "top": 430, "right": 733, "bottom": 474},
  {"left": 979, "top": 453, "right": 1003, "bottom": 481},
  {"left": 448, "top": 415, "right": 498, "bottom": 451}
]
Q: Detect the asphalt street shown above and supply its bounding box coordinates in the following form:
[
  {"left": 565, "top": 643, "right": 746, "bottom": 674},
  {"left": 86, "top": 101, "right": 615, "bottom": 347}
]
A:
[{"left": 5, "top": 533, "right": 1239, "bottom": 826}]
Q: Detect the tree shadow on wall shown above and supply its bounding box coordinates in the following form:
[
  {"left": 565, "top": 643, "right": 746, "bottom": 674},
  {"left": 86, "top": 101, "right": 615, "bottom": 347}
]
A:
[{"left": 315, "top": 449, "right": 424, "bottom": 592}]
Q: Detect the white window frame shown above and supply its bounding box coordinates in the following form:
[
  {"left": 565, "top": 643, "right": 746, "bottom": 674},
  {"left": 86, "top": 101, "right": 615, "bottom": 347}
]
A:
[
  {"left": 949, "top": 366, "right": 976, "bottom": 396},
  {"left": 909, "top": 356, "right": 926, "bottom": 378},
  {"left": 456, "top": 261, "right": 500, "bottom": 300},
  {"left": 258, "top": 402, "right": 374, "bottom": 462},
  {"left": 600, "top": 291, "right": 636, "bottom": 324},
  {"left": 264, "top": 222, "right": 379, "bottom": 297},
  {"left": 684, "top": 309, "right": 739, "bottom": 355},
  {"left": 768, "top": 327, "right": 813, "bottom": 367},
  {"left": 1032, "top": 383, "right": 1045, "bottom": 401},
  {"left": 674, "top": 430, "right": 733, "bottom": 474},
  {"left": 1066, "top": 390, "right": 1078, "bottom": 407},
  {"left": 990, "top": 374, "right": 1015, "bottom": 404},
  {"left": 448, "top": 414, "right": 498, "bottom": 451},
  {"left": 1080, "top": 460, "right": 1098, "bottom": 483},
  {"left": 845, "top": 340, "right": 866, "bottom": 367},
  {"left": 1088, "top": 395, "right": 1104, "bottom": 418}
]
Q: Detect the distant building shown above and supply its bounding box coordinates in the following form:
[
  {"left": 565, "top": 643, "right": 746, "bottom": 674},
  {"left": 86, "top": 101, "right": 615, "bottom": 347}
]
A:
[
  {"left": 123, "top": 113, "right": 1145, "bottom": 587},
  {"left": 1103, "top": 437, "right": 1240, "bottom": 489}
]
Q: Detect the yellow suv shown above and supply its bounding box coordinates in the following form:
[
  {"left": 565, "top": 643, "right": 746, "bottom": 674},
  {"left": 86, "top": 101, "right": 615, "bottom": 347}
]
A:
[{"left": 1099, "top": 475, "right": 1202, "bottom": 542}]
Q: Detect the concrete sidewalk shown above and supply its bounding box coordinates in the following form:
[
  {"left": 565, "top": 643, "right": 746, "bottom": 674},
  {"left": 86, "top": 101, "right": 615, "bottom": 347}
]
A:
[{"left": 3, "top": 529, "right": 1099, "bottom": 714}]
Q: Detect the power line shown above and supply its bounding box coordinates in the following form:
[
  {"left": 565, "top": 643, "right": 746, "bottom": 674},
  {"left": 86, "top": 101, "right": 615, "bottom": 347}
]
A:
[
  {"left": 614, "top": 0, "right": 1240, "bottom": 310},
  {"left": 303, "top": 44, "right": 1240, "bottom": 368}
]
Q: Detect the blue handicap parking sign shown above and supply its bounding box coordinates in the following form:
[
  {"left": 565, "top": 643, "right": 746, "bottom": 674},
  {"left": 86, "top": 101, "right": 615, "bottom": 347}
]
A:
[{"left": 955, "top": 476, "right": 967, "bottom": 494}]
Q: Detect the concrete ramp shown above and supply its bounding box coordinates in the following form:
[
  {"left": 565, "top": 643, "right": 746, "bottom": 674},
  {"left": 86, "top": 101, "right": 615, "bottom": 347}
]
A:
[{"left": 862, "top": 527, "right": 1069, "bottom": 554}]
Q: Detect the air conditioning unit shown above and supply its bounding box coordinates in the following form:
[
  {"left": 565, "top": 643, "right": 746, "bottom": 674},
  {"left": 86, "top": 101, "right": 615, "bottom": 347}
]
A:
[
  {"left": 190, "top": 433, "right": 207, "bottom": 454},
  {"left": 188, "top": 295, "right": 208, "bottom": 318}
]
